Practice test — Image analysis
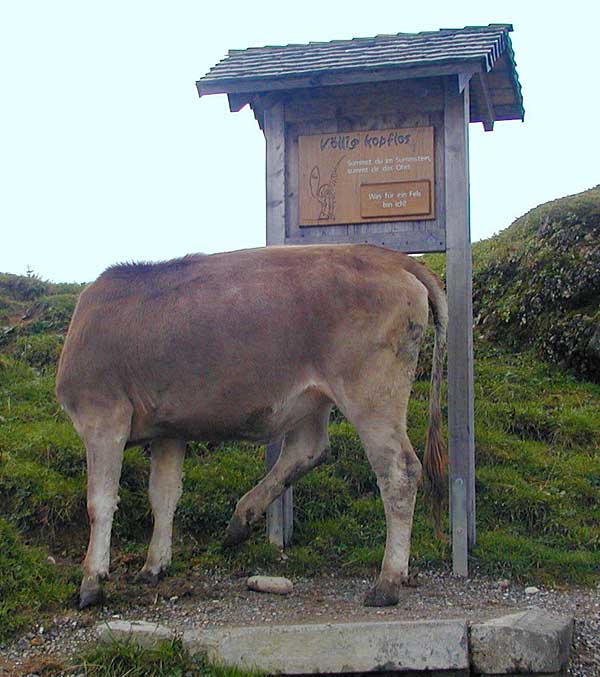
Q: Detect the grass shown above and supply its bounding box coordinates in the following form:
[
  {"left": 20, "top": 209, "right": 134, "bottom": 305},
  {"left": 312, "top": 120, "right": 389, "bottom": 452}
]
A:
[
  {"left": 75, "top": 638, "right": 263, "bottom": 676},
  {"left": 1, "top": 338, "right": 597, "bottom": 646},
  {"left": 0, "top": 337, "right": 598, "bottom": 644},
  {"left": 0, "top": 517, "right": 76, "bottom": 640},
  {"left": 0, "top": 188, "right": 599, "bottom": 644}
]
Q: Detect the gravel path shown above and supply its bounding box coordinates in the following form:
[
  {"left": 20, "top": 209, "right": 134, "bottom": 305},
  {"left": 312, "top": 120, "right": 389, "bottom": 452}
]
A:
[{"left": 1, "top": 568, "right": 598, "bottom": 676}]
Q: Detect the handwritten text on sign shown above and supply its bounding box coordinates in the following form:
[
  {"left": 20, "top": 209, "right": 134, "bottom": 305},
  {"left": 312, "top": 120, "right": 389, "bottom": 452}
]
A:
[
  {"left": 298, "top": 127, "right": 435, "bottom": 226},
  {"left": 360, "top": 181, "right": 431, "bottom": 218}
]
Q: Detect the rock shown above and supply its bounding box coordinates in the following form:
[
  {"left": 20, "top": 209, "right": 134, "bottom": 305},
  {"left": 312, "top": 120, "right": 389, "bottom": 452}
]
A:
[
  {"left": 96, "top": 620, "right": 175, "bottom": 648},
  {"left": 247, "top": 575, "right": 293, "bottom": 595},
  {"left": 184, "top": 619, "right": 469, "bottom": 674},
  {"left": 470, "top": 608, "right": 573, "bottom": 675},
  {"left": 525, "top": 586, "right": 540, "bottom": 595}
]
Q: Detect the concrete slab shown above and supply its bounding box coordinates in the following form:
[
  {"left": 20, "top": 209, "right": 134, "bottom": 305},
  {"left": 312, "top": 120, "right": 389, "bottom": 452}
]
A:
[
  {"left": 183, "top": 619, "right": 469, "bottom": 674},
  {"left": 95, "top": 608, "right": 574, "bottom": 675},
  {"left": 96, "top": 620, "right": 175, "bottom": 648},
  {"left": 470, "top": 608, "right": 573, "bottom": 675}
]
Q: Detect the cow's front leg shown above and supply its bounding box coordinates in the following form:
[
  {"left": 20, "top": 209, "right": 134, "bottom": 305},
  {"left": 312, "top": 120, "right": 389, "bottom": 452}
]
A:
[
  {"left": 138, "top": 438, "right": 185, "bottom": 584},
  {"left": 359, "top": 425, "right": 422, "bottom": 607},
  {"left": 78, "top": 405, "right": 131, "bottom": 609},
  {"left": 224, "top": 403, "right": 331, "bottom": 546}
]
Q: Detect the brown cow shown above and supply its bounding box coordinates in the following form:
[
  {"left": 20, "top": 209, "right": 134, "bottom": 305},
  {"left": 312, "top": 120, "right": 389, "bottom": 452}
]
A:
[{"left": 55, "top": 244, "right": 447, "bottom": 610}]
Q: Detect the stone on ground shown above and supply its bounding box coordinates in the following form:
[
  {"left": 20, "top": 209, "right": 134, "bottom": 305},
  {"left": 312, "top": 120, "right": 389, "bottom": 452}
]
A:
[
  {"left": 184, "top": 619, "right": 469, "bottom": 674},
  {"left": 247, "top": 575, "right": 293, "bottom": 595},
  {"left": 470, "top": 608, "right": 573, "bottom": 675},
  {"left": 96, "top": 620, "right": 174, "bottom": 648}
]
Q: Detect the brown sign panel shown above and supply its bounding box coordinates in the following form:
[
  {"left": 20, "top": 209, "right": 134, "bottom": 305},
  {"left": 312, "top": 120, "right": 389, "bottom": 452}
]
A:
[
  {"left": 360, "top": 180, "right": 431, "bottom": 218},
  {"left": 298, "top": 127, "right": 434, "bottom": 226}
]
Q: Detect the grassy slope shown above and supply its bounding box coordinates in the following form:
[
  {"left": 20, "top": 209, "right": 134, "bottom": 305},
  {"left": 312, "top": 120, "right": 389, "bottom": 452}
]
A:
[
  {"left": 1, "top": 189, "right": 599, "bottom": 646},
  {"left": 472, "top": 185, "right": 600, "bottom": 381}
]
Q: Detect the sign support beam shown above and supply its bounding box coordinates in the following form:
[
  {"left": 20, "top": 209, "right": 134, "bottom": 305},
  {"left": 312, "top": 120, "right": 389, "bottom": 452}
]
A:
[
  {"left": 264, "top": 100, "right": 293, "bottom": 547},
  {"left": 444, "top": 77, "right": 476, "bottom": 576}
]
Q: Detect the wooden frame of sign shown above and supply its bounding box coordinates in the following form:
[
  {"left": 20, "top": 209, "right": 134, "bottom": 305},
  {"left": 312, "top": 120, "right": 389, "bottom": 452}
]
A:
[{"left": 258, "top": 74, "right": 476, "bottom": 576}]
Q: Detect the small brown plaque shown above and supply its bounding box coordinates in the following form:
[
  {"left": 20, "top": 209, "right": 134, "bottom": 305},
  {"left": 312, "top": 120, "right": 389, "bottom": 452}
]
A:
[{"left": 360, "top": 180, "right": 431, "bottom": 218}]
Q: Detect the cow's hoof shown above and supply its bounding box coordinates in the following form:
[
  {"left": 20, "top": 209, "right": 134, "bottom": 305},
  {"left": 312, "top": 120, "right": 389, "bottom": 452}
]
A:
[
  {"left": 137, "top": 569, "right": 162, "bottom": 586},
  {"left": 363, "top": 583, "right": 400, "bottom": 607},
  {"left": 223, "top": 514, "right": 251, "bottom": 547},
  {"left": 79, "top": 583, "right": 104, "bottom": 610}
]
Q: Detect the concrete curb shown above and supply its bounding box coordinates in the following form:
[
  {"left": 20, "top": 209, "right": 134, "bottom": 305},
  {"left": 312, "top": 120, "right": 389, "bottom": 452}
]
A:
[
  {"left": 96, "top": 607, "right": 573, "bottom": 675},
  {"left": 184, "top": 619, "right": 469, "bottom": 674},
  {"left": 470, "top": 608, "right": 573, "bottom": 676}
]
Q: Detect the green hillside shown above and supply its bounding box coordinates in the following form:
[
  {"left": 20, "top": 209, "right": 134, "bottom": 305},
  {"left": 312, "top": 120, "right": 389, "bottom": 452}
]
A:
[
  {"left": 473, "top": 185, "right": 600, "bottom": 381},
  {"left": 0, "top": 188, "right": 599, "bottom": 642}
]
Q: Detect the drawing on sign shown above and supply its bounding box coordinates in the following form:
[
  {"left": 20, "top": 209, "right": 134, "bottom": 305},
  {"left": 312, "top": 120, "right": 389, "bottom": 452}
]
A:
[
  {"left": 308, "top": 156, "right": 345, "bottom": 221},
  {"left": 299, "top": 127, "right": 435, "bottom": 226}
]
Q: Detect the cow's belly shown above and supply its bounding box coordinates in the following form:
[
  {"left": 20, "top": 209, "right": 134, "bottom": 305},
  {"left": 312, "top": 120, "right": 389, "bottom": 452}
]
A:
[{"left": 127, "top": 379, "right": 330, "bottom": 446}]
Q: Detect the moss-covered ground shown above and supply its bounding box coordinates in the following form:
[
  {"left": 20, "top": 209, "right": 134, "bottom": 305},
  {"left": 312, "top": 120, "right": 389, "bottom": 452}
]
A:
[{"left": 1, "top": 188, "right": 599, "bottom": 651}]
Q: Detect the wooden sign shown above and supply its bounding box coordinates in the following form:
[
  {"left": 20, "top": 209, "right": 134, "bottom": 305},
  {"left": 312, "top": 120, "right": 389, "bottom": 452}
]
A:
[{"left": 299, "top": 127, "right": 435, "bottom": 226}]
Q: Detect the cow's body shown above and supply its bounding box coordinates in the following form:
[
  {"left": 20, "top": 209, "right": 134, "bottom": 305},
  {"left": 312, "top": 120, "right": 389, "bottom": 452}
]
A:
[{"left": 56, "top": 244, "right": 447, "bottom": 609}]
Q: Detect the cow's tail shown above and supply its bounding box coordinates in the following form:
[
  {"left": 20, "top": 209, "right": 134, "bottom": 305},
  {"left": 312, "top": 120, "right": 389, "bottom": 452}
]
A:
[{"left": 408, "top": 260, "right": 448, "bottom": 540}]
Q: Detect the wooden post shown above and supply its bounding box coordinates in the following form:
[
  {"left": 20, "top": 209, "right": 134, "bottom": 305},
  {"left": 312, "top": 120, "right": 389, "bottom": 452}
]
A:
[
  {"left": 264, "top": 101, "right": 286, "bottom": 246},
  {"left": 444, "top": 76, "right": 476, "bottom": 577},
  {"left": 264, "top": 100, "right": 293, "bottom": 547},
  {"left": 265, "top": 441, "right": 294, "bottom": 547}
]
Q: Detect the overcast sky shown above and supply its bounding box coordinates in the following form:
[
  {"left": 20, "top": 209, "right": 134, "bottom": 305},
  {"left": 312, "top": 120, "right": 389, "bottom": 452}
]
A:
[{"left": 1, "top": 0, "right": 598, "bottom": 282}]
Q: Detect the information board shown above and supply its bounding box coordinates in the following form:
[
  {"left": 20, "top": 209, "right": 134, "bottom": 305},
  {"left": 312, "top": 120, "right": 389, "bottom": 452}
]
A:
[{"left": 298, "top": 127, "right": 435, "bottom": 226}]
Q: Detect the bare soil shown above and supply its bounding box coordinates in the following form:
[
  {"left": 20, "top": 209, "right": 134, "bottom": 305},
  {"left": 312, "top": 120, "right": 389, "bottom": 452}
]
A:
[{"left": 1, "top": 567, "right": 598, "bottom": 676}]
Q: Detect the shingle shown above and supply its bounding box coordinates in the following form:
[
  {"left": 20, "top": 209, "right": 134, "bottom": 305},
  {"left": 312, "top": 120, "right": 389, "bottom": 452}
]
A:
[{"left": 197, "top": 24, "right": 523, "bottom": 123}]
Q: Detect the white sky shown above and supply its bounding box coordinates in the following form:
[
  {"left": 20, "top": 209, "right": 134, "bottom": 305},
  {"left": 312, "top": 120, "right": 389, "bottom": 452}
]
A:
[{"left": 1, "top": 0, "right": 598, "bottom": 283}]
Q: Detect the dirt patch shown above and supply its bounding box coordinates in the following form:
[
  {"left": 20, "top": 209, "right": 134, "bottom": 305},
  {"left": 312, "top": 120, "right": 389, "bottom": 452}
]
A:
[{"left": 1, "top": 567, "right": 598, "bottom": 676}]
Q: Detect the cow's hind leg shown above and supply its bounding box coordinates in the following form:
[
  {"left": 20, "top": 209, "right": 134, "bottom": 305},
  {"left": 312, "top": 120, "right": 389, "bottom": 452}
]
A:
[
  {"left": 358, "top": 421, "right": 422, "bottom": 606},
  {"left": 138, "top": 438, "right": 186, "bottom": 584},
  {"left": 224, "top": 402, "right": 332, "bottom": 545},
  {"left": 77, "top": 402, "right": 132, "bottom": 609},
  {"left": 338, "top": 340, "right": 423, "bottom": 607}
]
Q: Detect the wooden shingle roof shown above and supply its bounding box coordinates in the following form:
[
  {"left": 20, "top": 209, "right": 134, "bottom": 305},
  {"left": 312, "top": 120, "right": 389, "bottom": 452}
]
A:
[{"left": 197, "top": 24, "right": 524, "bottom": 127}]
